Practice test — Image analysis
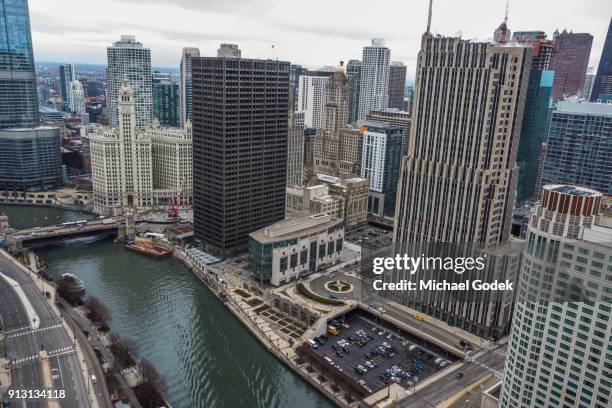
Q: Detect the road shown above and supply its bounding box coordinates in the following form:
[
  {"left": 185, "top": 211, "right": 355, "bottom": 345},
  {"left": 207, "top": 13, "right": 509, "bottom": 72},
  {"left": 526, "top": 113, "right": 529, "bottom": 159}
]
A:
[{"left": 0, "top": 251, "right": 96, "bottom": 408}]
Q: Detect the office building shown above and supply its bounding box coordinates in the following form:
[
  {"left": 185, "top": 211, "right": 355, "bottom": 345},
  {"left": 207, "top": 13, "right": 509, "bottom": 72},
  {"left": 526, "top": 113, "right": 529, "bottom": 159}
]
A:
[
  {"left": 58, "top": 63, "right": 75, "bottom": 106},
  {"left": 591, "top": 18, "right": 612, "bottom": 102},
  {"left": 313, "top": 127, "right": 363, "bottom": 177},
  {"left": 39, "top": 107, "right": 64, "bottom": 123},
  {"left": 0, "top": 0, "right": 38, "bottom": 128},
  {"left": 290, "top": 64, "right": 307, "bottom": 112},
  {"left": 551, "top": 29, "right": 593, "bottom": 101},
  {"left": 323, "top": 66, "right": 349, "bottom": 134},
  {"left": 366, "top": 108, "right": 411, "bottom": 156},
  {"left": 297, "top": 75, "right": 328, "bottom": 129},
  {"left": 583, "top": 67, "right": 596, "bottom": 101},
  {"left": 217, "top": 44, "right": 241, "bottom": 58},
  {"left": 357, "top": 38, "right": 390, "bottom": 120},
  {"left": 106, "top": 35, "right": 152, "bottom": 129},
  {"left": 285, "top": 184, "right": 345, "bottom": 219},
  {"left": 317, "top": 174, "right": 369, "bottom": 228},
  {"left": 287, "top": 128, "right": 304, "bottom": 187},
  {"left": 0, "top": 127, "right": 61, "bottom": 191},
  {"left": 513, "top": 31, "right": 556, "bottom": 203},
  {"left": 303, "top": 128, "right": 317, "bottom": 168},
  {"left": 69, "top": 80, "right": 85, "bottom": 115},
  {"left": 388, "top": 62, "right": 407, "bottom": 110},
  {"left": 152, "top": 78, "right": 180, "bottom": 127},
  {"left": 249, "top": 212, "right": 344, "bottom": 286},
  {"left": 90, "top": 81, "right": 192, "bottom": 215},
  {"left": 346, "top": 59, "right": 362, "bottom": 124},
  {"left": 501, "top": 184, "right": 611, "bottom": 408},
  {"left": 360, "top": 121, "right": 402, "bottom": 217},
  {"left": 179, "top": 47, "right": 200, "bottom": 126},
  {"left": 540, "top": 100, "right": 612, "bottom": 195},
  {"left": 394, "top": 30, "right": 531, "bottom": 246},
  {"left": 192, "top": 50, "right": 289, "bottom": 255}
]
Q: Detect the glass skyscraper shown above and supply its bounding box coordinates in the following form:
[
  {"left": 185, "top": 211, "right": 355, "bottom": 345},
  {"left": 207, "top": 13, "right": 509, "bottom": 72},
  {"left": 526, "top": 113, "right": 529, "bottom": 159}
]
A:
[{"left": 0, "top": 0, "right": 39, "bottom": 128}]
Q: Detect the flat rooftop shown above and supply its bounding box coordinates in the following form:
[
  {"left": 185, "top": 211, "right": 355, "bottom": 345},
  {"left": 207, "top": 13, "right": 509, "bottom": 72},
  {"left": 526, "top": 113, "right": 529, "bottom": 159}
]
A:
[
  {"left": 250, "top": 212, "right": 341, "bottom": 242},
  {"left": 556, "top": 100, "right": 612, "bottom": 116}
]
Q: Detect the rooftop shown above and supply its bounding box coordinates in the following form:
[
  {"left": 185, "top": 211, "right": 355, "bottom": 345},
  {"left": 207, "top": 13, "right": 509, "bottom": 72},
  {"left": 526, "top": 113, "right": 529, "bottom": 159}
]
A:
[
  {"left": 547, "top": 184, "right": 602, "bottom": 197},
  {"left": 556, "top": 100, "right": 612, "bottom": 116},
  {"left": 250, "top": 212, "right": 342, "bottom": 242}
]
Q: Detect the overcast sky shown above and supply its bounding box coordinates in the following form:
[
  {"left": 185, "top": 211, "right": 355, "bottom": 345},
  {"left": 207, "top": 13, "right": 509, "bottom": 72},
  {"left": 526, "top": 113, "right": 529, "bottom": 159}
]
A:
[{"left": 30, "top": 0, "right": 611, "bottom": 78}]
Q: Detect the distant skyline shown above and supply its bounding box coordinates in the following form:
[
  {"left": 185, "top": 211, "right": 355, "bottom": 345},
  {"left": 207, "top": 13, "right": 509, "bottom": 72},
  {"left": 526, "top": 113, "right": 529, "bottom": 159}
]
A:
[{"left": 30, "top": 0, "right": 611, "bottom": 78}]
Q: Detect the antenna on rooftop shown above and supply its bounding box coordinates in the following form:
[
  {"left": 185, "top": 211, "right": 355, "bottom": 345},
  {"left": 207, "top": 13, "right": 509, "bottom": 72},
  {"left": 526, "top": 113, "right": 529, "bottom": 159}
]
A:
[{"left": 426, "top": 0, "right": 433, "bottom": 34}]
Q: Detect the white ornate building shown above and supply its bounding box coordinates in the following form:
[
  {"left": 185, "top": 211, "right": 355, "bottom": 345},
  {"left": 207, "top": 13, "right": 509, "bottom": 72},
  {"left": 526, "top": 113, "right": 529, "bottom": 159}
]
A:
[{"left": 89, "top": 80, "right": 192, "bottom": 215}]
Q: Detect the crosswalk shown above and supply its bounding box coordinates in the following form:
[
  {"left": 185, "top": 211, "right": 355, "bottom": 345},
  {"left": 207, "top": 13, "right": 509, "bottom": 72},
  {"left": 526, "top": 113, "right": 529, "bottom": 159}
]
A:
[
  {"left": 470, "top": 358, "right": 503, "bottom": 379},
  {"left": 10, "top": 346, "right": 75, "bottom": 367},
  {"left": 7, "top": 323, "right": 63, "bottom": 339}
]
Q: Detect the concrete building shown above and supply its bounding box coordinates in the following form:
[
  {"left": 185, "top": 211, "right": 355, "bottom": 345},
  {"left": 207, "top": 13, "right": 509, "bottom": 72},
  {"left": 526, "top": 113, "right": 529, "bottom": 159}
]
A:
[
  {"left": 285, "top": 184, "right": 344, "bottom": 220},
  {"left": 513, "top": 31, "right": 556, "bottom": 203},
  {"left": 89, "top": 81, "right": 192, "bottom": 215},
  {"left": 179, "top": 47, "right": 200, "bottom": 126},
  {"left": 290, "top": 64, "right": 307, "bottom": 112},
  {"left": 152, "top": 79, "right": 180, "bottom": 127},
  {"left": 360, "top": 121, "right": 402, "bottom": 217},
  {"left": 106, "top": 35, "right": 152, "bottom": 129},
  {"left": 318, "top": 174, "right": 369, "bottom": 228},
  {"left": 58, "top": 63, "right": 75, "bottom": 107},
  {"left": 0, "top": 127, "right": 61, "bottom": 191},
  {"left": 297, "top": 75, "right": 328, "bottom": 129},
  {"left": 540, "top": 100, "right": 612, "bottom": 195},
  {"left": 249, "top": 212, "right": 344, "bottom": 286},
  {"left": 388, "top": 62, "right": 407, "bottom": 110},
  {"left": 323, "top": 66, "right": 349, "bottom": 134},
  {"left": 583, "top": 67, "right": 596, "bottom": 101},
  {"left": 346, "top": 59, "right": 362, "bottom": 124},
  {"left": 366, "top": 108, "right": 411, "bottom": 156},
  {"left": 287, "top": 128, "right": 304, "bottom": 187},
  {"left": 69, "top": 80, "right": 85, "bottom": 115},
  {"left": 501, "top": 185, "right": 612, "bottom": 408},
  {"left": 394, "top": 31, "right": 531, "bottom": 246},
  {"left": 217, "top": 44, "right": 241, "bottom": 58},
  {"left": 192, "top": 49, "right": 289, "bottom": 255},
  {"left": 591, "top": 18, "right": 612, "bottom": 102},
  {"left": 357, "top": 38, "right": 390, "bottom": 121},
  {"left": 551, "top": 29, "right": 593, "bottom": 101},
  {"left": 0, "top": 0, "right": 38, "bottom": 129}
]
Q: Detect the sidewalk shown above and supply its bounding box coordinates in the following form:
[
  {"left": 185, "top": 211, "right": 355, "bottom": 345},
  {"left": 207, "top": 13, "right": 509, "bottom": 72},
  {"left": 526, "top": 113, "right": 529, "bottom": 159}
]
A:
[{"left": 0, "top": 357, "right": 10, "bottom": 395}]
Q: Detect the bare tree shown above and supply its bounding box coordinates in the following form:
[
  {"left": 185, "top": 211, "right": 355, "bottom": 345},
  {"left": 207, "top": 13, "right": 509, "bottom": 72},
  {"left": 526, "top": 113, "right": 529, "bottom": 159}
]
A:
[
  {"left": 139, "top": 358, "right": 168, "bottom": 394},
  {"left": 85, "top": 296, "right": 111, "bottom": 325}
]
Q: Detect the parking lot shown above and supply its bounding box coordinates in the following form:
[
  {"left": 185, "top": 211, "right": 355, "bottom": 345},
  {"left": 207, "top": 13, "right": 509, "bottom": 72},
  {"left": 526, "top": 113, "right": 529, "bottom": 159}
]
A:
[
  {"left": 308, "top": 309, "right": 460, "bottom": 394},
  {"left": 345, "top": 226, "right": 392, "bottom": 250}
]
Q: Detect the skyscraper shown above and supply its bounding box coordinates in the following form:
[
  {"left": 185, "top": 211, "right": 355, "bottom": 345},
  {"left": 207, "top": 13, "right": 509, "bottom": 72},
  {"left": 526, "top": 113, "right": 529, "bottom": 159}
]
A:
[
  {"left": 394, "top": 30, "right": 531, "bottom": 246},
  {"left": 388, "top": 62, "right": 407, "bottom": 110},
  {"left": 297, "top": 75, "right": 328, "bottom": 129},
  {"left": 323, "top": 66, "right": 349, "bottom": 134},
  {"left": 357, "top": 38, "right": 390, "bottom": 121},
  {"left": 179, "top": 47, "right": 200, "bottom": 126},
  {"left": 346, "top": 60, "right": 362, "bottom": 124},
  {"left": 366, "top": 108, "right": 411, "bottom": 156},
  {"left": 0, "top": 0, "right": 38, "bottom": 128},
  {"left": 551, "top": 29, "right": 593, "bottom": 101},
  {"left": 192, "top": 48, "right": 289, "bottom": 255},
  {"left": 152, "top": 78, "right": 180, "bottom": 127},
  {"left": 217, "top": 44, "right": 241, "bottom": 58},
  {"left": 287, "top": 128, "right": 304, "bottom": 187},
  {"left": 540, "top": 100, "right": 612, "bottom": 195},
  {"left": 69, "top": 80, "right": 85, "bottom": 115},
  {"left": 591, "top": 18, "right": 612, "bottom": 102},
  {"left": 513, "top": 31, "right": 556, "bottom": 203},
  {"left": 501, "top": 184, "right": 611, "bottom": 408},
  {"left": 58, "top": 63, "right": 75, "bottom": 106},
  {"left": 290, "top": 64, "right": 307, "bottom": 113},
  {"left": 106, "top": 35, "right": 152, "bottom": 129}
]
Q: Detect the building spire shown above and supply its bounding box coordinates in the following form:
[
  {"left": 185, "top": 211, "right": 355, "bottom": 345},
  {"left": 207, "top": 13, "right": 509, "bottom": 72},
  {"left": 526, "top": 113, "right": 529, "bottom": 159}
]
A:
[
  {"left": 426, "top": 0, "right": 433, "bottom": 34},
  {"left": 504, "top": 0, "right": 510, "bottom": 24}
]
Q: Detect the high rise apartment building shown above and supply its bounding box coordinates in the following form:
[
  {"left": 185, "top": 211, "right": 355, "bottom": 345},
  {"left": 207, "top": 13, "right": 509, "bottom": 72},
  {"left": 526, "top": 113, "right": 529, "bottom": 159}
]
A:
[
  {"left": 152, "top": 78, "right": 180, "bottom": 127},
  {"left": 179, "top": 47, "right": 200, "bottom": 126},
  {"left": 360, "top": 121, "right": 402, "bottom": 217},
  {"left": 551, "top": 29, "right": 593, "bottom": 101},
  {"left": 388, "top": 61, "right": 407, "bottom": 110},
  {"left": 540, "top": 101, "right": 612, "bottom": 195},
  {"left": 366, "top": 108, "right": 411, "bottom": 156},
  {"left": 357, "top": 39, "right": 390, "bottom": 121},
  {"left": 0, "top": 0, "right": 38, "bottom": 129},
  {"left": 106, "top": 35, "right": 152, "bottom": 129},
  {"left": 297, "top": 75, "right": 328, "bottom": 129},
  {"left": 192, "top": 50, "right": 289, "bottom": 255},
  {"left": 513, "top": 31, "right": 556, "bottom": 203},
  {"left": 90, "top": 81, "right": 192, "bottom": 215},
  {"left": 69, "top": 80, "right": 85, "bottom": 115},
  {"left": 501, "top": 184, "right": 611, "bottom": 408},
  {"left": 591, "top": 18, "right": 612, "bottom": 102},
  {"left": 58, "top": 63, "right": 76, "bottom": 106},
  {"left": 394, "top": 32, "right": 531, "bottom": 246},
  {"left": 346, "top": 60, "right": 362, "bottom": 124}
]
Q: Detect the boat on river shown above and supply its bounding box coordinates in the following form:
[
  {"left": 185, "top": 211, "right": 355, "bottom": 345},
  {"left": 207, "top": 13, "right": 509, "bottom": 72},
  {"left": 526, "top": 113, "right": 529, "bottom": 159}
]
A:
[{"left": 125, "top": 239, "right": 172, "bottom": 258}]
